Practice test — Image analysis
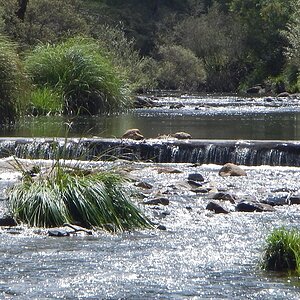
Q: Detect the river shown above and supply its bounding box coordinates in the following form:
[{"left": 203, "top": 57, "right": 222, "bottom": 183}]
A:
[{"left": 0, "top": 95, "right": 300, "bottom": 299}]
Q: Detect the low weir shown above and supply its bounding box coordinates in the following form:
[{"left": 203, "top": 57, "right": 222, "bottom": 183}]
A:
[{"left": 0, "top": 137, "right": 300, "bottom": 166}]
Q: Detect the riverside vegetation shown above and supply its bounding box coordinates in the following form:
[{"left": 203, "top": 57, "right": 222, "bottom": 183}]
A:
[{"left": 0, "top": 1, "right": 299, "bottom": 120}]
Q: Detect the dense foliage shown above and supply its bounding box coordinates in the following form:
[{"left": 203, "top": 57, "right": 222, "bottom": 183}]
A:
[{"left": 0, "top": 0, "right": 298, "bottom": 119}]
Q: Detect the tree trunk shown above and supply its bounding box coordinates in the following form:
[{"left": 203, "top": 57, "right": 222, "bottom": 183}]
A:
[{"left": 16, "top": 0, "right": 29, "bottom": 21}]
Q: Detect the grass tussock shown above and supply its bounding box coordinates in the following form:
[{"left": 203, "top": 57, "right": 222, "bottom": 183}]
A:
[
  {"left": 25, "top": 36, "right": 131, "bottom": 116},
  {"left": 261, "top": 227, "right": 300, "bottom": 274},
  {"left": 9, "top": 164, "right": 152, "bottom": 232}
]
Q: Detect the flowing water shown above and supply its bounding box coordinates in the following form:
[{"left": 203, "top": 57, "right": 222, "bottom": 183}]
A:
[{"left": 0, "top": 95, "right": 300, "bottom": 299}]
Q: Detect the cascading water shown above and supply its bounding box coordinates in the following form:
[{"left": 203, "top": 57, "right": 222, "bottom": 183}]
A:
[{"left": 0, "top": 138, "right": 300, "bottom": 166}]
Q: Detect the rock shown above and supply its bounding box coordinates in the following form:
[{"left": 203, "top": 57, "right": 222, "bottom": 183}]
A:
[
  {"left": 261, "top": 194, "right": 288, "bottom": 206},
  {"left": 289, "top": 194, "right": 300, "bottom": 205},
  {"left": 171, "top": 132, "right": 192, "bottom": 139},
  {"left": 188, "top": 173, "right": 205, "bottom": 182},
  {"left": 122, "top": 129, "right": 144, "bottom": 140},
  {"left": 63, "top": 223, "right": 92, "bottom": 235},
  {"left": 191, "top": 187, "right": 211, "bottom": 193},
  {"left": 219, "top": 163, "right": 247, "bottom": 177},
  {"left": 48, "top": 229, "right": 70, "bottom": 237},
  {"left": 235, "top": 201, "right": 275, "bottom": 212},
  {"left": 169, "top": 103, "right": 184, "bottom": 109},
  {"left": 211, "top": 192, "right": 237, "bottom": 204},
  {"left": 157, "top": 224, "right": 167, "bottom": 230},
  {"left": 133, "top": 96, "right": 155, "bottom": 108},
  {"left": 143, "top": 197, "right": 170, "bottom": 206},
  {"left": 0, "top": 216, "right": 17, "bottom": 227},
  {"left": 135, "top": 181, "right": 153, "bottom": 189},
  {"left": 187, "top": 180, "right": 203, "bottom": 188},
  {"left": 246, "top": 85, "right": 265, "bottom": 94},
  {"left": 277, "top": 92, "right": 290, "bottom": 98},
  {"left": 206, "top": 201, "right": 229, "bottom": 214},
  {"left": 156, "top": 167, "right": 182, "bottom": 174}
]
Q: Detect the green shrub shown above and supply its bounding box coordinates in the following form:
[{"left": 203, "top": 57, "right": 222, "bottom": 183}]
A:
[
  {"left": 9, "top": 164, "right": 152, "bottom": 232},
  {"left": 28, "top": 87, "right": 63, "bottom": 116},
  {"left": 0, "top": 34, "right": 27, "bottom": 122},
  {"left": 157, "top": 44, "right": 206, "bottom": 91},
  {"left": 261, "top": 227, "right": 300, "bottom": 274},
  {"left": 25, "top": 37, "right": 131, "bottom": 115}
]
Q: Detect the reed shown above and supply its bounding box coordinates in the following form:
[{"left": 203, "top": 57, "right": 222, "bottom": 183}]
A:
[
  {"left": 261, "top": 227, "right": 300, "bottom": 274},
  {"left": 25, "top": 36, "right": 131, "bottom": 116}
]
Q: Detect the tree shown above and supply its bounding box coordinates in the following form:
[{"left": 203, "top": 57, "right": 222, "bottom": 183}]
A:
[{"left": 15, "top": 0, "right": 29, "bottom": 20}]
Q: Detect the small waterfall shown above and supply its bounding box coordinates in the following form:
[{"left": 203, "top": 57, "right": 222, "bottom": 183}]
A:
[{"left": 0, "top": 138, "right": 300, "bottom": 166}]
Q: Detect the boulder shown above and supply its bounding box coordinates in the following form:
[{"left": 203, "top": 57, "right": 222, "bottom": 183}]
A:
[
  {"left": 171, "top": 132, "right": 192, "bottom": 139},
  {"left": 235, "top": 201, "right": 275, "bottom": 212},
  {"left": 206, "top": 201, "right": 229, "bottom": 214},
  {"left": 188, "top": 173, "right": 205, "bottom": 182},
  {"left": 219, "top": 163, "right": 247, "bottom": 177},
  {"left": 122, "top": 129, "right": 144, "bottom": 140}
]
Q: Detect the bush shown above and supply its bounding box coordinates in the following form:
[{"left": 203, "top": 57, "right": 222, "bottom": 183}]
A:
[
  {"left": 0, "top": 34, "right": 27, "bottom": 122},
  {"left": 9, "top": 163, "right": 152, "bottom": 232},
  {"left": 25, "top": 37, "right": 131, "bottom": 115},
  {"left": 156, "top": 44, "right": 206, "bottom": 91},
  {"left": 0, "top": 0, "right": 89, "bottom": 50},
  {"left": 261, "top": 227, "right": 300, "bottom": 274},
  {"left": 171, "top": 4, "right": 245, "bottom": 92}
]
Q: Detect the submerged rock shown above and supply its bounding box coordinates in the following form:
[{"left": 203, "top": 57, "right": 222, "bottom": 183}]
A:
[
  {"left": 206, "top": 201, "right": 229, "bottom": 214},
  {"left": 219, "top": 163, "right": 247, "bottom": 177},
  {"left": 122, "top": 129, "right": 144, "bottom": 140}
]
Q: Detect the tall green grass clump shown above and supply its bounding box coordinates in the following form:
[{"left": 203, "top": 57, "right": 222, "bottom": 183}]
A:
[
  {"left": 261, "top": 228, "right": 300, "bottom": 274},
  {"left": 28, "top": 87, "right": 63, "bottom": 116},
  {"left": 25, "top": 37, "right": 131, "bottom": 115},
  {"left": 0, "top": 35, "right": 27, "bottom": 122},
  {"left": 8, "top": 164, "right": 152, "bottom": 232}
]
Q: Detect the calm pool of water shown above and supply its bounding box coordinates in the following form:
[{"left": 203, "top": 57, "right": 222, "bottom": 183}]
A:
[{"left": 1, "top": 95, "right": 300, "bottom": 140}]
